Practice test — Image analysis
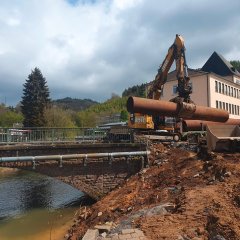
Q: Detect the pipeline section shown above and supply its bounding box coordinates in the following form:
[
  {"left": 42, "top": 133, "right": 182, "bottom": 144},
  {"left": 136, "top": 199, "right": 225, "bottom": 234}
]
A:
[
  {"left": 183, "top": 119, "right": 240, "bottom": 131},
  {"left": 0, "top": 151, "right": 150, "bottom": 163},
  {"left": 127, "top": 97, "right": 229, "bottom": 122}
]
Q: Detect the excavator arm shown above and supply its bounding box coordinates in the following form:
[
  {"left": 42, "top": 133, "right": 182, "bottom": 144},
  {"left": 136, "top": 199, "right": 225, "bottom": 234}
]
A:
[{"left": 148, "top": 34, "right": 192, "bottom": 103}]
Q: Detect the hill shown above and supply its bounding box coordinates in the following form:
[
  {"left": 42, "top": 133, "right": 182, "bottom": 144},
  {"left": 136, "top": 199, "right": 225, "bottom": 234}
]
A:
[
  {"left": 75, "top": 97, "right": 128, "bottom": 127},
  {"left": 52, "top": 97, "right": 98, "bottom": 111},
  {"left": 122, "top": 83, "right": 147, "bottom": 98}
]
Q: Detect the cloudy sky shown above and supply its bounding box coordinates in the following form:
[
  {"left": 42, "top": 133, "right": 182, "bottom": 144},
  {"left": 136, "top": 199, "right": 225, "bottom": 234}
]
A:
[{"left": 0, "top": 0, "right": 240, "bottom": 106}]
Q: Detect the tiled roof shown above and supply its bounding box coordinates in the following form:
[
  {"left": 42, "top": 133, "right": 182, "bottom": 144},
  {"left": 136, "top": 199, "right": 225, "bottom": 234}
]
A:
[{"left": 166, "top": 68, "right": 208, "bottom": 82}]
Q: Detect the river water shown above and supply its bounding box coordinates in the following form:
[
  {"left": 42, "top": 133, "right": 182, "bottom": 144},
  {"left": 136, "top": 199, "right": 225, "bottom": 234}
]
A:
[{"left": 0, "top": 168, "right": 86, "bottom": 240}]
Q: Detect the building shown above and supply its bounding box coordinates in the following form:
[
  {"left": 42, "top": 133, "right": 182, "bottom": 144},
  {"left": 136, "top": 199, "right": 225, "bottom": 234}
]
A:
[{"left": 161, "top": 52, "right": 240, "bottom": 119}]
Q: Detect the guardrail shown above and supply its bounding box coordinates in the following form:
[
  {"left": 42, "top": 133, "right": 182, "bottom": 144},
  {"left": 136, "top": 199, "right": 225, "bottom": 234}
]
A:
[
  {"left": 0, "top": 127, "right": 136, "bottom": 144},
  {"left": 0, "top": 127, "right": 108, "bottom": 144}
]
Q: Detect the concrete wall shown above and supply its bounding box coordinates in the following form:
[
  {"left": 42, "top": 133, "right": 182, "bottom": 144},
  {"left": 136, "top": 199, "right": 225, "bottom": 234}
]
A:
[
  {"left": 0, "top": 157, "right": 145, "bottom": 200},
  {"left": 161, "top": 74, "right": 208, "bottom": 106}
]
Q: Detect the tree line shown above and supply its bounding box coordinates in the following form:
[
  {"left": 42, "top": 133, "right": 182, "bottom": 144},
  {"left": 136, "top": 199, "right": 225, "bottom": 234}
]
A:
[
  {"left": 0, "top": 67, "right": 129, "bottom": 128},
  {"left": 1, "top": 60, "right": 240, "bottom": 128}
]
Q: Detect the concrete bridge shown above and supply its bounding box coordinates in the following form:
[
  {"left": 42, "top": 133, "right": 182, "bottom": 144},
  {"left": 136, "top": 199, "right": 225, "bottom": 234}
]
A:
[{"left": 0, "top": 143, "right": 148, "bottom": 200}]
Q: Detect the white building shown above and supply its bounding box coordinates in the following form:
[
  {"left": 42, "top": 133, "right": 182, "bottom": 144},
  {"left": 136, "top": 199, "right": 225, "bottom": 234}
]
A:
[{"left": 161, "top": 52, "right": 240, "bottom": 119}]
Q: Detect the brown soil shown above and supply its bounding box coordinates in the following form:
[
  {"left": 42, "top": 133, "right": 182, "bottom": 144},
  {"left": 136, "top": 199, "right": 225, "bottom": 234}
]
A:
[{"left": 67, "top": 143, "right": 240, "bottom": 240}]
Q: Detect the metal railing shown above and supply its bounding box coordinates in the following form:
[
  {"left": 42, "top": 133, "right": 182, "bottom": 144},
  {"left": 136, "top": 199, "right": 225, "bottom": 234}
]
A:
[{"left": 0, "top": 127, "right": 109, "bottom": 144}]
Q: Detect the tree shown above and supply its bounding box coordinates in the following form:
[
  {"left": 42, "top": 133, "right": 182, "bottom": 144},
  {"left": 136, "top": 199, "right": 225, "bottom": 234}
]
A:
[
  {"left": 0, "top": 110, "right": 23, "bottom": 127},
  {"left": 0, "top": 104, "right": 23, "bottom": 127},
  {"left": 21, "top": 67, "right": 51, "bottom": 127},
  {"left": 230, "top": 60, "right": 240, "bottom": 72},
  {"left": 122, "top": 83, "right": 147, "bottom": 98},
  {"left": 44, "top": 106, "right": 76, "bottom": 128},
  {"left": 120, "top": 110, "right": 128, "bottom": 121}
]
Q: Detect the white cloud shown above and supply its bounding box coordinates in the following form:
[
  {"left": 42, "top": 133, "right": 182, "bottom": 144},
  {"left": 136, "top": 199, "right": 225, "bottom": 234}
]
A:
[
  {"left": 0, "top": 0, "right": 240, "bottom": 106},
  {"left": 113, "top": 0, "right": 143, "bottom": 10}
]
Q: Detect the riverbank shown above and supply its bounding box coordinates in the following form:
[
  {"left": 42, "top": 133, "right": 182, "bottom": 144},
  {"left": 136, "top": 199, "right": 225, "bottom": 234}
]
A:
[
  {"left": 66, "top": 143, "right": 240, "bottom": 239},
  {"left": 0, "top": 167, "right": 19, "bottom": 174}
]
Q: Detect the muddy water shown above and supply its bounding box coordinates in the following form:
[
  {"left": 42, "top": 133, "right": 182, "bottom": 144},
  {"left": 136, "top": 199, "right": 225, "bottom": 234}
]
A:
[{"left": 0, "top": 168, "right": 85, "bottom": 240}]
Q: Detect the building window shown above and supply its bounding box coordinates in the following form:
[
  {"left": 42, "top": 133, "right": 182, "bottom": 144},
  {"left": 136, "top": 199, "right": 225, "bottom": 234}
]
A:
[
  {"left": 235, "top": 105, "right": 237, "bottom": 115},
  {"left": 219, "top": 101, "right": 222, "bottom": 109},
  {"left": 215, "top": 81, "right": 218, "bottom": 92},
  {"left": 216, "top": 100, "right": 219, "bottom": 108},
  {"left": 225, "top": 85, "right": 228, "bottom": 95},
  {"left": 223, "top": 102, "right": 225, "bottom": 110},
  {"left": 229, "top": 104, "right": 232, "bottom": 114},
  {"left": 228, "top": 86, "right": 230, "bottom": 96},
  {"left": 219, "top": 82, "right": 221, "bottom": 93},
  {"left": 232, "top": 104, "right": 235, "bottom": 115},
  {"left": 226, "top": 103, "right": 228, "bottom": 111},
  {"left": 234, "top": 88, "right": 236, "bottom": 98},
  {"left": 231, "top": 87, "right": 233, "bottom": 97},
  {"left": 222, "top": 83, "right": 224, "bottom": 94},
  {"left": 237, "top": 106, "right": 239, "bottom": 115},
  {"left": 173, "top": 85, "right": 178, "bottom": 94}
]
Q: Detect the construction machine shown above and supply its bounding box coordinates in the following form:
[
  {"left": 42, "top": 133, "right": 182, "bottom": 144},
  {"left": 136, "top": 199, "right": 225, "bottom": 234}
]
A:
[
  {"left": 128, "top": 34, "right": 194, "bottom": 138},
  {"left": 127, "top": 35, "right": 240, "bottom": 150},
  {"left": 147, "top": 34, "right": 192, "bottom": 102}
]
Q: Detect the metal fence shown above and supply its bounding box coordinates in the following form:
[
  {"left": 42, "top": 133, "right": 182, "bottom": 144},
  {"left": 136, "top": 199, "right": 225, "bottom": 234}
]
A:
[{"left": 0, "top": 127, "right": 108, "bottom": 144}]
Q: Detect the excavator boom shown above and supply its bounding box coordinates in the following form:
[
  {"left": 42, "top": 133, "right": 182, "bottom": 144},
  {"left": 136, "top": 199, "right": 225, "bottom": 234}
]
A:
[{"left": 148, "top": 34, "right": 192, "bottom": 103}]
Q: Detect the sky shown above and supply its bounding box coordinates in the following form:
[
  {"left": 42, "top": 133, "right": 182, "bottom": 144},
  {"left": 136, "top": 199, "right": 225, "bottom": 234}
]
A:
[{"left": 0, "top": 0, "right": 240, "bottom": 106}]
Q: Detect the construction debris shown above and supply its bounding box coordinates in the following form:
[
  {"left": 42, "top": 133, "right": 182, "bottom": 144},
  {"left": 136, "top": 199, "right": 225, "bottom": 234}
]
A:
[{"left": 67, "top": 142, "right": 240, "bottom": 240}]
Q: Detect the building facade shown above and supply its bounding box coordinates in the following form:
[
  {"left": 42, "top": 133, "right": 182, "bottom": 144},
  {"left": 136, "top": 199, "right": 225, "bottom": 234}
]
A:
[{"left": 160, "top": 52, "right": 240, "bottom": 120}]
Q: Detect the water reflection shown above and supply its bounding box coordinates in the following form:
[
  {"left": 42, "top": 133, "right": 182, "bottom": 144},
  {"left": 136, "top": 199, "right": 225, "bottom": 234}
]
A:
[
  {"left": 20, "top": 177, "right": 53, "bottom": 210},
  {"left": 0, "top": 168, "right": 85, "bottom": 240}
]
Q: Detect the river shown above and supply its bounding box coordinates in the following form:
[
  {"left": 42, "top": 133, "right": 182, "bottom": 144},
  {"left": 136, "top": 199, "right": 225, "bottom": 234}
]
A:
[{"left": 0, "top": 167, "right": 87, "bottom": 240}]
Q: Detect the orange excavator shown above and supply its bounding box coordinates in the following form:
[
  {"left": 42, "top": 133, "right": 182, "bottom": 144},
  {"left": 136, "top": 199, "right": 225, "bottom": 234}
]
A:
[
  {"left": 148, "top": 34, "right": 192, "bottom": 102},
  {"left": 128, "top": 34, "right": 194, "bottom": 132}
]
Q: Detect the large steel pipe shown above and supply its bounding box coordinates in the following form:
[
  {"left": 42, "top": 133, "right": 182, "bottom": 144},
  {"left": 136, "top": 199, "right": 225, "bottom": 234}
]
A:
[
  {"left": 127, "top": 97, "right": 229, "bottom": 122},
  {"left": 183, "top": 119, "right": 240, "bottom": 131}
]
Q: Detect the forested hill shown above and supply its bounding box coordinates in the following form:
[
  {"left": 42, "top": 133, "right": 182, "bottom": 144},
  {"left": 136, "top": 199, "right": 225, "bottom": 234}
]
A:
[
  {"left": 52, "top": 83, "right": 148, "bottom": 112},
  {"left": 52, "top": 97, "right": 99, "bottom": 111},
  {"left": 122, "top": 83, "right": 147, "bottom": 98}
]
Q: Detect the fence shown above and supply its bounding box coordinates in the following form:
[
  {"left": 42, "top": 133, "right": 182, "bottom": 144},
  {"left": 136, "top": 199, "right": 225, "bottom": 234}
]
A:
[{"left": 0, "top": 127, "right": 108, "bottom": 144}]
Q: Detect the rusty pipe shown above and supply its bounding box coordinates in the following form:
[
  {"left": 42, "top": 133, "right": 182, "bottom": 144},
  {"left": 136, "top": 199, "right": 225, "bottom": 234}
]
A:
[
  {"left": 183, "top": 119, "right": 240, "bottom": 131},
  {"left": 127, "top": 97, "right": 229, "bottom": 122}
]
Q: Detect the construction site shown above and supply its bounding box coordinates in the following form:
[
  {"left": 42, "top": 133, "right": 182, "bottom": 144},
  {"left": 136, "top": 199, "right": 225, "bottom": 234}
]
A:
[{"left": 65, "top": 35, "right": 240, "bottom": 240}]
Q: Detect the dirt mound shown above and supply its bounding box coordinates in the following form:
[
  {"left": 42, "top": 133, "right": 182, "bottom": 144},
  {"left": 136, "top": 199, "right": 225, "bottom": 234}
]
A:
[{"left": 67, "top": 143, "right": 240, "bottom": 240}]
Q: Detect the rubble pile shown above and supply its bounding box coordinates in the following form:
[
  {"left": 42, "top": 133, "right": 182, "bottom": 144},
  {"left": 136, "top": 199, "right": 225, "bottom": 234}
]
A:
[{"left": 67, "top": 143, "right": 240, "bottom": 240}]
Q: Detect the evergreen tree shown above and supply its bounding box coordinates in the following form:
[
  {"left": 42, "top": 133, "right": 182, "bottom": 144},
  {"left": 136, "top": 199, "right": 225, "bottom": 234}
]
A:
[
  {"left": 122, "top": 83, "right": 147, "bottom": 98},
  {"left": 230, "top": 60, "right": 240, "bottom": 72},
  {"left": 21, "top": 67, "right": 51, "bottom": 127}
]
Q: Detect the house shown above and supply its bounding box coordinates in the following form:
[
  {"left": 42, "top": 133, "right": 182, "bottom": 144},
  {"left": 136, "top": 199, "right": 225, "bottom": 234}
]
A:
[{"left": 161, "top": 52, "right": 240, "bottom": 119}]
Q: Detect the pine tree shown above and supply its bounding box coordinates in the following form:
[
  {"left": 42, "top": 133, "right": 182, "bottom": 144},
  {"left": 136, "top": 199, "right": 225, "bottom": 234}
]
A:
[{"left": 21, "top": 67, "right": 51, "bottom": 127}]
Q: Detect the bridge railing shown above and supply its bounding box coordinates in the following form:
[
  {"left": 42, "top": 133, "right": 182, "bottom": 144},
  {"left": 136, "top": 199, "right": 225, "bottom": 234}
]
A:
[{"left": 0, "top": 127, "right": 109, "bottom": 144}]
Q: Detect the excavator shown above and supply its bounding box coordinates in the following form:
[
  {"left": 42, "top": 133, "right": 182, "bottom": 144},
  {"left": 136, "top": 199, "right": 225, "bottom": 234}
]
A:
[
  {"left": 108, "top": 34, "right": 240, "bottom": 149},
  {"left": 147, "top": 34, "right": 192, "bottom": 102},
  {"left": 128, "top": 34, "right": 194, "bottom": 138}
]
